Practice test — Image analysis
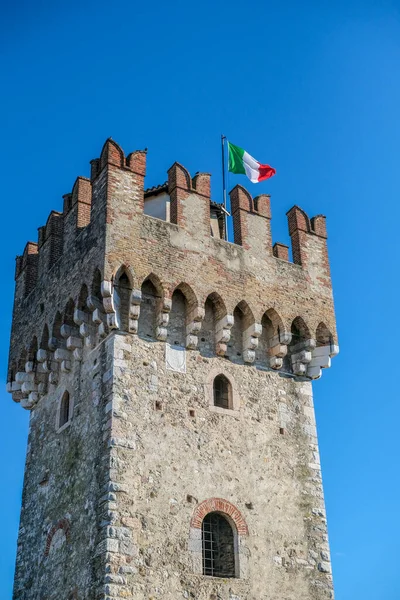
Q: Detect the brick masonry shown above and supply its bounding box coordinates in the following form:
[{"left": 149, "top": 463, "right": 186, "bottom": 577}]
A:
[
  {"left": 190, "top": 499, "right": 249, "bottom": 535},
  {"left": 8, "top": 138, "right": 339, "bottom": 600}
]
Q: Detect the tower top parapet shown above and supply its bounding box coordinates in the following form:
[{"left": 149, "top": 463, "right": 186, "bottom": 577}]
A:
[{"left": 8, "top": 137, "right": 338, "bottom": 409}]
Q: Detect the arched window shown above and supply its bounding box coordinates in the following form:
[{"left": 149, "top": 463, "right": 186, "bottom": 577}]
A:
[
  {"left": 213, "top": 375, "right": 231, "bottom": 409},
  {"left": 59, "top": 391, "right": 71, "bottom": 428},
  {"left": 202, "top": 512, "right": 236, "bottom": 578}
]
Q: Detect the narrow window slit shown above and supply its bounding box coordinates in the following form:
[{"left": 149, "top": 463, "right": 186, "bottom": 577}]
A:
[{"left": 59, "top": 391, "right": 70, "bottom": 428}]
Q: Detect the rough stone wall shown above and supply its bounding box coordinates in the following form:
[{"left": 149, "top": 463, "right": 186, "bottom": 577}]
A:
[
  {"left": 100, "top": 333, "right": 333, "bottom": 600},
  {"left": 8, "top": 138, "right": 338, "bottom": 600},
  {"left": 102, "top": 163, "right": 337, "bottom": 343},
  {"left": 9, "top": 166, "right": 109, "bottom": 384},
  {"left": 13, "top": 342, "right": 106, "bottom": 599}
]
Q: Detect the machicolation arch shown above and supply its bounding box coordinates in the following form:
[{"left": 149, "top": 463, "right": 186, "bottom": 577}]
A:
[
  {"left": 8, "top": 136, "right": 339, "bottom": 411},
  {"left": 8, "top": 268, "right": 339, "bottom": 410}
]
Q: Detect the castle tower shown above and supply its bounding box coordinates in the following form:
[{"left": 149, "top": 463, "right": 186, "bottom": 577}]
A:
[{"left": 8, "top": 138, "right": 339, "bottom": 600}]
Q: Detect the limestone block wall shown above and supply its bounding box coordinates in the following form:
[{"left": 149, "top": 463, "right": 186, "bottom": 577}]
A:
[
  {"left": 8, "top": 138, "right": 339, "bottom": 600},
  {"left": 8, "top": 138, "right": 338, "bottom": 398},
  {"left": 98, "top": 333, "right": 333, "bottom": 600},
  {"left": 13, "top": 342, "right": 107, "bottom": 599}
]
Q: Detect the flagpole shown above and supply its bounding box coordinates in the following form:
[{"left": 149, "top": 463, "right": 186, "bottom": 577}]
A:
[{"left": 221, "top": 134, "right": 228, "bottom": 240}]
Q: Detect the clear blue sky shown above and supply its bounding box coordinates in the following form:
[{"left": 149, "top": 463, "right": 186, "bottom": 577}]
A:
[{"left": 1, "top": 1, "right": 399, "bottom": 598}]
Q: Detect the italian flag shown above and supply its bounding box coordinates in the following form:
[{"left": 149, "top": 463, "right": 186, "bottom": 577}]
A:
[{"left": 228, "top": 141, "right": 276, "bottom": 183}]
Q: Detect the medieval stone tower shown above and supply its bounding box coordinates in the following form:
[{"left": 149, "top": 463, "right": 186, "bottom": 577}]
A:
[{"left": 7, "top": 138, "right": 339, "bottom": 600}]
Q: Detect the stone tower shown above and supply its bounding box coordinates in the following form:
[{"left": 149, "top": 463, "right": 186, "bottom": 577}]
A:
[{"left": 7, "top": 138, "right": 339, "bottom": 600}]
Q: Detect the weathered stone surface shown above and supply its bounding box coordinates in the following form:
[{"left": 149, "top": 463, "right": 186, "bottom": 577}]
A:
[{"left": 7, "top": 138, "right": 338, "bottom": 600}]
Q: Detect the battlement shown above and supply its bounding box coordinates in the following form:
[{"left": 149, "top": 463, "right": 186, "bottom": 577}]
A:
[
  {"left": 8, "top": 137, "right": 338, "bottom": 409},
  {"left": 14, "top": 138, "right": 330, "bottom": 290}
]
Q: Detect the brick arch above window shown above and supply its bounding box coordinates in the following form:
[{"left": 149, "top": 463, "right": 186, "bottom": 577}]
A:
[
  {"left": 44, "top": 518, "right": 71, "bottom": 557},
  {"left": 190, "top": 498, "right": 248, "bottom": 536}
]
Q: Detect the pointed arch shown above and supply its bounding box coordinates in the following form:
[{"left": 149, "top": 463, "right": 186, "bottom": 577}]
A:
[
  {"left": 113, "top": 264, "right": 134, "bottom": 288},
  {"left": 17, "top": 348, "right": 27, "bottom": 373},
  {"left": 235, "top": 300, "right": 255, "bottom": 329},
  {"left": 256, "top": 308, "right": 285, "bottom": 367},
  {"left": 172, "top": 282, "right": 198, "bottom": 313},
  {"left": 168, "top": 289, "right": 187, "bottom": 347},
  {"left": 27, "top": 336, "right": 38, "bottom": 364},
  {"left": 168, "top": 283, "right": 198, "bottom": 347},
  {"left": 40, "top": 324, "right": 50, "bottom": 350},
  {"left": 199, "top": 292, "right": 227, "bottom": 357},
  {"left": 256, "top": 313, "right": 274, "bottom": 367},
  {"left": 205, "top": 292, "right": 227, "bottom": 321},
  {"left": 64, "top": 298, "right": 75, "bottom": 327},
  {"left": 290, "top": 316, "right": 311, "bottom": 347},
  {"left": 52, "top": 311, "right": 62, "bottom": 340},
  {"left": 288, "top": 317, "right": 312, "bottom": 373},
  {"left": 77, "top": 284, "right": 89, "bottom": 311},
  {"left": 139, "top": 272, "right": 163, "bottom": 296},
  {"left": 264, "top": 308, "right": 286, "bottom": 339},
  {"left": 91, "top": 268, "right": 102, "bottom": 301},
  {"left": 316, "top": 322, "right": 333, "bottom": 347},
  {"left": 113, "top": 266, "right": 132, "bottom": 332},
  {"left": 138, "top": 274, "right": 163, "bottom": 340},
  {"left": 228, "top": 301, "right": 255, "bottom": 363},
  {"left": 7, "top": 360, "right": 17, "bottom": 383}
]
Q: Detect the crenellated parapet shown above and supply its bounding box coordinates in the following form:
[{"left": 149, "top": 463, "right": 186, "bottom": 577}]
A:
[
  {"left": 230, "top": 185, "right": 272, "bottom": 253},
  {"left": 12, "top": 138, "right": 331, "bottom": 297},
  {"left": 287, "top": 206, "right": 330, "bottom": 270},
  {"left": 8, "top": 137, "right": 339, "bottom": 409},
  {"left": 15, "top": 241, "right": 39, "bottom": 297}
]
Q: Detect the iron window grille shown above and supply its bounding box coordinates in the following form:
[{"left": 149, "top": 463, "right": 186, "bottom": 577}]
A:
[
  {"left": 202, "top": 512, "right": 235, "bottom": 578},
  {"left": 213, "top": 375, "right": 230, "bottom": 409}
]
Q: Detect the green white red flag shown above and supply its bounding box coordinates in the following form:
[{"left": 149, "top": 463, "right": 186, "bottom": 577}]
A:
[{"left": 228, "top": 141, "right": 276, "bottom": 183}]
